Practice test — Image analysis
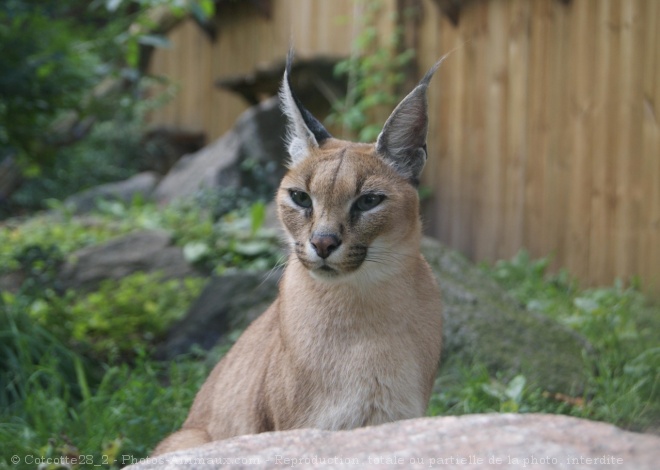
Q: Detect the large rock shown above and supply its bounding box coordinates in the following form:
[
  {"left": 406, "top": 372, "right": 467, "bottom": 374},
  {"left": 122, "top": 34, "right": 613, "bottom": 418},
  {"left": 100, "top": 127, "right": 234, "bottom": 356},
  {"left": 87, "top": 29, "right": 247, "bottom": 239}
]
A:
[
  {"left": 64, "top": 172, "right": 160, "bottom": 214},
  {"left": 125, "top": 414, "right": 660, "bottom": 469},
  {"left": 153, "top": 97, "right": 287, "bottom": 204},
  {"left": 420, "top": 237, "right": 590, "bottom": 394},
  {"left": 152, "top": 130, "right": 242, "bottom": 204},
  {"left": 59, "top": 229, "right": 196, "bottom": 291}
]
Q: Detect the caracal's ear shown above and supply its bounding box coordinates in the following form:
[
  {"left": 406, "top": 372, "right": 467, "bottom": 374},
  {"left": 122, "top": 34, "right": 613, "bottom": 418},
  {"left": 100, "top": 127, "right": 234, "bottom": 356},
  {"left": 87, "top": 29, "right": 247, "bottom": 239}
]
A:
[
  {"left": 279, "top": 49, "right": 332, "bottom": 166},
  {"left": 376, "top": 59, "right": 444, "bottom": 185}
]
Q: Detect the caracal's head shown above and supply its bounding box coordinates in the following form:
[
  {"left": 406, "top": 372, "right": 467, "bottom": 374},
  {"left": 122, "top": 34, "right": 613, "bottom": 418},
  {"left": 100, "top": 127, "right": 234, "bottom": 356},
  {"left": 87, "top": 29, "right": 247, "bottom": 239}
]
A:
[{"left": 276, "top": 52, "right": 441, "bottom": 282}]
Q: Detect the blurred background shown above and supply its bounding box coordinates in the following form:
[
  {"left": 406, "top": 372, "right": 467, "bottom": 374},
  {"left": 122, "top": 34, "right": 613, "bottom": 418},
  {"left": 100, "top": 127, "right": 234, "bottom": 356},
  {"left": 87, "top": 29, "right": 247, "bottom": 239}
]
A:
[
  {"left": 4, "top": 0, "right": 657, "bottom": 294},
  {"left": 147, "top": 0, "right": 660, "bottom": 296}
]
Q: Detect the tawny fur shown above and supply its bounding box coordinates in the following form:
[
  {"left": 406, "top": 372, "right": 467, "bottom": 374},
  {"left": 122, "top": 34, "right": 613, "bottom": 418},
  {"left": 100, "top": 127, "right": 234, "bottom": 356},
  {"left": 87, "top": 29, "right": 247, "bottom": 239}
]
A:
[{"left": 152, "top": 63, "right": 443, "bottom": 456}]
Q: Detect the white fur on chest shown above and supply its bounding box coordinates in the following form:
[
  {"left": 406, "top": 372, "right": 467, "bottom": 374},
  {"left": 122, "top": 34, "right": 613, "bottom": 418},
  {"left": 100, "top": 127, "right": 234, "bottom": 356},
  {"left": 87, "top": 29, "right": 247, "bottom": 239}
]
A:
[{"left": 296, "top": 330, "right": 427, "bottom": 430}]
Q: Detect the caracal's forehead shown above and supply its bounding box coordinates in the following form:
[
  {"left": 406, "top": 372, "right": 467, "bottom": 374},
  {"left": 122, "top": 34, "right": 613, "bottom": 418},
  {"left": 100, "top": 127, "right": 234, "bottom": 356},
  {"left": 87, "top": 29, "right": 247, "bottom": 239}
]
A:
[{"left": 282, "top": 139, "right": 401, "bottom": 198}]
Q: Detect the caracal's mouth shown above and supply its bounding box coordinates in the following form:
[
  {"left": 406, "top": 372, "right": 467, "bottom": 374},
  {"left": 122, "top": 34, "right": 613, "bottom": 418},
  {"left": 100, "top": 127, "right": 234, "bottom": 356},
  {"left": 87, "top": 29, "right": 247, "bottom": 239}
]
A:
[
  {"left": 294, "top": 241, "right": 369, "bottom": 279},
  {"left": 313, "top": 264, "right": 340, "bottom": 278},
  {"left": 307, "top": 256, "right": 367, "bottom": 280}
]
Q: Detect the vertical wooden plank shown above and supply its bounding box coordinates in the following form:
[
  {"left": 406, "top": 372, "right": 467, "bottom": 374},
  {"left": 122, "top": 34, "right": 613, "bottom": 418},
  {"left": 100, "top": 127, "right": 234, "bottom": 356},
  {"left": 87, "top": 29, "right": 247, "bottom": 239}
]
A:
[
  {"left": 419, "top": 0, "right": 444, "bottom": 238},
  {"left": 201, "top": 20, "right": 214, "bottom": 135},
  {"left": 640, "top": 0, "right": 660, "bottom": 294},
  {"left": 615, "top": 0, "right": 644, "bottom": 282},
  {"left": 294, "top": 0, "right": 311, "bottom": 54},
  {"left": 543, "top": 0, "right": 571, "bottom": 272},
  {"left": 462, "top": 3, "right": 488, "bottom": 259},
  {"left": 590, "top": 0, "right": 620, "bottom": 286},
  {"left": 433, "top": 7, "right": 459, "bottom": 243},
  {"left": 181, "top": 21, "right": 196, "bottom": 130},
  {"left": 523, "top": 0, "right": 550, "bottom": 259},
  {"left": 588, "top": 0, "right": 608, "bottom": 285},
  {"left": 476, "top": 0, "right": 508, "bottom": 262},
  {"left": 447, "top": 12, "right": 469, "bottom": 252},
  {"left": 565, "top": 0, "right": 596, "bottom": 281},
  {"left": 651, "top": 0, "right": 660, "bottom": 296},
  {"left": 611, "top": 1, "right": 636, "bottom": 278},
  {"left": 504, "top": 0, "right": 531, "bottom": 258}
]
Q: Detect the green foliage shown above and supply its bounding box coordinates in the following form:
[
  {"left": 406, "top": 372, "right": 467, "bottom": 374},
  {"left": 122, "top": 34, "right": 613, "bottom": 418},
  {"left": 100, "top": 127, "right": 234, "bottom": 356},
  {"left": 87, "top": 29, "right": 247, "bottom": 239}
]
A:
[
  {"left": 0, "top": 299, "right": 91, "bottom": 412},
  {"left": 428, "top": 356, "right": 571, "bottom": 418},
  {"left": 0, "top": 1, "right": 100, "bottom": 165},
  {"left": 0, "top": 214, "right": 131, "bottom": 275},
  {"left": 11, "top": 112, "right": 146, "bottom": 209},
  {"left": 1, "top": 196, "right": 281, "bottom": 279},
  {"left": 327, "top": 0, "right": 415, "bottom": 142},
  {"left": 191, "top": 202, "right": 282, "bottom": 275},
  {"left": 486, "top": 250, "right": 578, "bottom": 315},
  {"left": 0, "top": 0, "right": 214, "bottom": 214},
  {"left": 2, "top": 273, "right": 204, "bottom": 364},
  {"left": 0, "top": 196, "right": 274, "bottom": 465},
  {"left": 87, "top": 196, "right": 282, "bottom": 274},
  {"left": 480, "top": 251, "right": 660, "bottom": 431},
  {"left": 0, "top": 353, "right": 210, "bottom": 469},
  {"left": 73, "top": 274, "right": 203, "bottom": 362}
]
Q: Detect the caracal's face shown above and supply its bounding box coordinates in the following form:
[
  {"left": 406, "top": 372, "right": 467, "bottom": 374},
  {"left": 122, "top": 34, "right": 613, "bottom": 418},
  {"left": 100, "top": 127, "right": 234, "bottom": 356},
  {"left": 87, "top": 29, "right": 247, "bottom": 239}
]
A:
[{"left": 277, "top": 139, "right": 420, "bottom": 282}]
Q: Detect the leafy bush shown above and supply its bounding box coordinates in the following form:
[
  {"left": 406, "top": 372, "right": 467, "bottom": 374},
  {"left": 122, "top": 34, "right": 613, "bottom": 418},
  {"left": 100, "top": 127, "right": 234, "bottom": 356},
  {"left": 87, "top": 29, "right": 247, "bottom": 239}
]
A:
[
  {"left": 8, "top": 273, "right": 205, "bottom": 364},
  {"left": 68, "top": 274, "right": 205, "bottom": 362},
  {"left": 180, "top": 201, "right": 283, "bottom": 275},
  {"left": 0, "top": 1, "right": 100, "bottom": 166},
  {"left": 428, "top": 356, "right": 576, "bottom": 420},
  {"left": 0, "top": 0, "right": 214, "bottom": 215},
  {"left": 10, "top": 114, "right": 146, "bottom": 209},
  {"left": 0, "top": 199, "right": 239, "bottom": 467}
]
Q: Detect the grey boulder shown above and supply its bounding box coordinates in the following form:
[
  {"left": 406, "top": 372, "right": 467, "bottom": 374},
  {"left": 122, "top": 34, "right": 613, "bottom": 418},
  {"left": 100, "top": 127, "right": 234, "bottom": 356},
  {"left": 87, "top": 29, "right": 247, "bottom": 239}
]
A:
[{"left": 125, "top": 413, "right": 659, "bottom": 469}]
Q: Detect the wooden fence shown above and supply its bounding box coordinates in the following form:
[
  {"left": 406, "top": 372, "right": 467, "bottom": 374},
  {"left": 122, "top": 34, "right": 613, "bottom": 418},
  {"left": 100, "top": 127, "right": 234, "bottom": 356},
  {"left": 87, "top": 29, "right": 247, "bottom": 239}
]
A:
[{"left": 148, "top": 0, "right": 660, "bottom": 295}]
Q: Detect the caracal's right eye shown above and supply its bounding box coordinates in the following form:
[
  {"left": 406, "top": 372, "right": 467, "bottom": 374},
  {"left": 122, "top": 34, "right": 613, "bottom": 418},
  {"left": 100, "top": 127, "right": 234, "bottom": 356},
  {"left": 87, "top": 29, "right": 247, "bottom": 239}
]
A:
[{"left": 289, "top": 190, "right": 312, "bottom": 209}]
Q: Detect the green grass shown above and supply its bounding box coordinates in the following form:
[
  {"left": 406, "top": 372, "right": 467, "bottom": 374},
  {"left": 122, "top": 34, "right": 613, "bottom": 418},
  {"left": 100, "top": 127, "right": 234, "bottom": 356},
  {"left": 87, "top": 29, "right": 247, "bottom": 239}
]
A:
[
  {"left": 1, "top": 352, "right": 210, "bottom": 469},
  {"left": 429, "top": 251, "right": 660, "bottom": 433}
]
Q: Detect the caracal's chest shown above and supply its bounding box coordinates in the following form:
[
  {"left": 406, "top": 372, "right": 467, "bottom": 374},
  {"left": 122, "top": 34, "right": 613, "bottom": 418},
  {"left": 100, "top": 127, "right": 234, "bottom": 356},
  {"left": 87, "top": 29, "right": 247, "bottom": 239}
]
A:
[{"left": 289, "top": 306, "right": 429, "bottom": 430}]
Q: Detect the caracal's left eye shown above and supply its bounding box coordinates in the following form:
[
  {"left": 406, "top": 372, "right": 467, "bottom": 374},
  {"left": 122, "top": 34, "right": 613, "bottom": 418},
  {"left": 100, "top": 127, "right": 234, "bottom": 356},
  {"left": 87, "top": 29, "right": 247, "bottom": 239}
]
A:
[
  {"left": 353, "top": 194, "right": 385, "bottom": 212},
  {"left": 290, "top": 190, "right": 312, "bottom": 209}
]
